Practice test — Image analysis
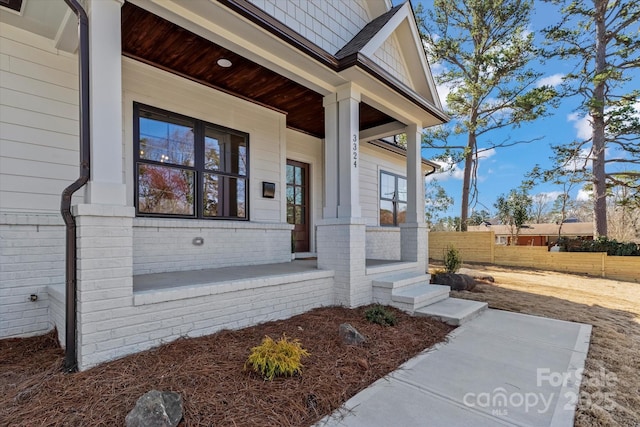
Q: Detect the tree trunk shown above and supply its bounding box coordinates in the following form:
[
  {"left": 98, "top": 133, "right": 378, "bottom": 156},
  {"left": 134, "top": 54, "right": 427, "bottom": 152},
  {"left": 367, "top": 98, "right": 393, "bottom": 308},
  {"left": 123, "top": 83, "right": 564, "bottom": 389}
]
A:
[
  {"left": 460, "top": 131, "right": 476, "bottom": 231},
  {"left": 592, "top": 0, "right": 608, "bottom": 237}
]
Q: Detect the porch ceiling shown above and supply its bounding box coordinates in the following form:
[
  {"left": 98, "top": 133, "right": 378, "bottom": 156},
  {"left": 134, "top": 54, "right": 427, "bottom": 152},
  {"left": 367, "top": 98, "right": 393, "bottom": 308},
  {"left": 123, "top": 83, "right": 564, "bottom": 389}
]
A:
[{"left": 121, "top": 3, "right": 395, "bottom": 138}]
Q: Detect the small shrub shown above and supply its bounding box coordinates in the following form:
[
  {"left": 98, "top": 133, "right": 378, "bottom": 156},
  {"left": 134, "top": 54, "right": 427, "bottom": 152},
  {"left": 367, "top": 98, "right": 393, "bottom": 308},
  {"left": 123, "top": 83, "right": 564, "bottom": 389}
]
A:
[
  {"left": 245, "top": 334, "right": 310, "bottom": 380},
  {"left": 364, "top": 304, "right": 397, "bottom": 326},
  {"left": 443, "top": 245, "right": 463, "bottom": 273}
]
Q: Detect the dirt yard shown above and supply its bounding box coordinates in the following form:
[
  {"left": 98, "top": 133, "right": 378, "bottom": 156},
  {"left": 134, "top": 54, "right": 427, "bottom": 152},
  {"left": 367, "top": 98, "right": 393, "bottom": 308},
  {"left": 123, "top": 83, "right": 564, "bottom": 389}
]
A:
[
  {"left": 445, "top": 264, "right": 640, "bottom": 427},
  {"left": 0, "top": 305, "right": 452, "bottom": 427}
]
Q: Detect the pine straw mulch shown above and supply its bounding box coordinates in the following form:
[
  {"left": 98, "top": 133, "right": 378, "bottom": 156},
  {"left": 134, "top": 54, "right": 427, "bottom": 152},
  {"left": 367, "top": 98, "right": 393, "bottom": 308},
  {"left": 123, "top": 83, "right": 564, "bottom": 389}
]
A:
[{"left": 0, "top": 305, "right": 453, "bottom": 427}]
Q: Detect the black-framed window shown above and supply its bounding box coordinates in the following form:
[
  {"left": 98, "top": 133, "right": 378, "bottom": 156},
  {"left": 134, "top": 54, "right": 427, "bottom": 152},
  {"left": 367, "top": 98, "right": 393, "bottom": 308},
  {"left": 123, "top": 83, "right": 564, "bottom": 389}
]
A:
[
  {"left": 379, "top": 171, "right": 407, "bottom": 226},
  {"left": 134, "top": 103, "right": 248, "bottom": 220},
  {"left": 0, "top": 0, "right": 23, "bottom": 13}
]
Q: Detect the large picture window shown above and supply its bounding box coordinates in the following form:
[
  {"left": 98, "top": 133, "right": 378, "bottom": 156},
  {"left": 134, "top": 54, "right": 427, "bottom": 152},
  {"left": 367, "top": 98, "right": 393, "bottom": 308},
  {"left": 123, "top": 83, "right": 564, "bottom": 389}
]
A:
[
  {"left": 134, "top": 103, "right": 248, "bottom": 219},
  {"left": 379, "top": 171, "right": 407, "bottom": 226}
]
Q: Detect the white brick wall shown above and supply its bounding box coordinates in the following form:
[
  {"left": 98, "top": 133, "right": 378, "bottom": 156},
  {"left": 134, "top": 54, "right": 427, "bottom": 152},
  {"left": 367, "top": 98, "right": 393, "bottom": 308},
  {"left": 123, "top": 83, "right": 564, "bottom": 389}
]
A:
[
  {"left": 401, "top": 223, "right": 428, "bottom": 272},
  {"left": 366, "top": 226, "right": 401, "bottom": 260},
  {"left": 248, "top": 0, "right": 371, "bottom": 54},
  {"left": 317, "top": 219, "right": 370, "bottom": 307},
  {"left": 0, "top": 214, "right": 64, "bottom": 338},
  {"left": 132, "top": 219, "right": 293, "bottom": 274}
]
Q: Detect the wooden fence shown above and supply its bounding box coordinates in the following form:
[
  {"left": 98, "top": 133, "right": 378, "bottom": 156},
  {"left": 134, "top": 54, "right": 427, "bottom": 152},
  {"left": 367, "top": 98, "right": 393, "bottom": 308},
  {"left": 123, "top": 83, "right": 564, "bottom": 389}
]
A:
[{"left": 429, "top": 231, "right": 639, "bottom": 283}]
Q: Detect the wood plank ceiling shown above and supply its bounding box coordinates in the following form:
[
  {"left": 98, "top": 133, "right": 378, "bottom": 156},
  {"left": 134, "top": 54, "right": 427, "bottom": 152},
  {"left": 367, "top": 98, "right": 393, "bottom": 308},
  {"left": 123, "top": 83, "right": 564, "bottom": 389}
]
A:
[{"left": 121, "top": 2, "right": 394, "bottom": 138}]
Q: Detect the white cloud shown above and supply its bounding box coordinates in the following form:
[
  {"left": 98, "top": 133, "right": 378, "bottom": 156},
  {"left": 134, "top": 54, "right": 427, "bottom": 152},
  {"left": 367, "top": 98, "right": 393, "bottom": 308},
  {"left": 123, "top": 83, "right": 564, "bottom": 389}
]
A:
[
  {"left": 567, "top": 112, "right": 592, "bottom": 140},
  {"left": 576, "top": 188, "right": 592, "bottom": 201},
  {"left": 536, "top": 73, "right": 564, "bottom": 88},
  {"left": 477, "top": 147, "right": 497, "bottom": 160},
  {"left": 534, "top": 191, "right": 563, "bottom": 201}
]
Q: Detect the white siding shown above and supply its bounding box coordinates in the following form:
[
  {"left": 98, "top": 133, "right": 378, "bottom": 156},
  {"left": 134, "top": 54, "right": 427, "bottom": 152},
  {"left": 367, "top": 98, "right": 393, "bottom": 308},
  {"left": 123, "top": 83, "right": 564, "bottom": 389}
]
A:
[
  {"left": 248, "top": 0, "right": 371, "bottom": 54},
  {"left": 0, "top": 23, "right": 81, "bottom": 214},
  {"left": 371, "top": 33, "right": 412, "bottom": 87},
  {"left": 285, "top": 129, "right": 323, "bottom": 252},
  {"left": 359, "top": 143, "right": 411, "bottom": 226},
  {"left": 122, "top": 58, "right": 286, "bottom": 223}
]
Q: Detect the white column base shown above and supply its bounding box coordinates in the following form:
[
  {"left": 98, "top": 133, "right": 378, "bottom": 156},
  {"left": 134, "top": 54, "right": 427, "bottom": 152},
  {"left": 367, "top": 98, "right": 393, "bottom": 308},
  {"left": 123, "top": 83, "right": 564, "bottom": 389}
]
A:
[
  {"left": 73, "top": 203, "right": 134, "bottom": 370},
  {"left": 400, "top": 222, "right": 429, "bottom": 272},
  {"left": 317, "top": 218, "right": 369, "bottom": 307}
]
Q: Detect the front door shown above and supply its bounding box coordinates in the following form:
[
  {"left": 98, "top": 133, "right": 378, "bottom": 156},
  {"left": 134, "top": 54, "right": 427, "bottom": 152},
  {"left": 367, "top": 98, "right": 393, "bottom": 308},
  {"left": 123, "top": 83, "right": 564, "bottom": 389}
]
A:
[{"left": 286, "top": 160, "right": 310, "bottom": 253}]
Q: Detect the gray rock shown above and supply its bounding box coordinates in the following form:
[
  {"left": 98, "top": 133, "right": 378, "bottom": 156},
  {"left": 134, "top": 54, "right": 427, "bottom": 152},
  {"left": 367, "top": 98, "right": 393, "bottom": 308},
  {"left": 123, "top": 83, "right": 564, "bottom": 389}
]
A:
[
  {"left": 432, "top": 272, "right": 477, "bottom": 291},
  {"left": 339, "top": 323, "right": 366, "bottom": 345},
  {"left": 458, "top": 268, "right": 495, "bottom": 283},
  {"left": 125, "top": 390, "right": 183, "bottom": 427}
]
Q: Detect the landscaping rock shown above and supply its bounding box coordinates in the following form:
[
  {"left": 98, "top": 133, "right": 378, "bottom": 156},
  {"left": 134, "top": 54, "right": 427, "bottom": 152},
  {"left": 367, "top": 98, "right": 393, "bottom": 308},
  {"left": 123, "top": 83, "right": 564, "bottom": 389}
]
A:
[
  {"left": 125, "top": 390, "right": 183, "bottom": 427},
  {"left": 459, "top": 268, "right": 495, "bottom": 283},
  {"left": 432, "top": 273, "right": 477, "bottom": 291},
  {"left": 339, "top": 323, "right": 366, "bottom": 345}
]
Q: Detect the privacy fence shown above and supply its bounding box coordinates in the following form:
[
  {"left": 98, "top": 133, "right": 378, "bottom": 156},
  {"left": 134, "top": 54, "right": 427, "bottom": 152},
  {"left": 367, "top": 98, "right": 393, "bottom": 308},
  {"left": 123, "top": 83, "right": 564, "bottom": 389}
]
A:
[{"left": 429, "top": 231, "right": 639, "bottom": 283}]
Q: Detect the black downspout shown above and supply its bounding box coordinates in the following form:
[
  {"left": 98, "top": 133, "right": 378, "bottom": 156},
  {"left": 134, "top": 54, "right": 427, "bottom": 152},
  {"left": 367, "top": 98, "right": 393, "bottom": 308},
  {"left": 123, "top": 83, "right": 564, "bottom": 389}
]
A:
[{"left": 60, "top": 0, "right": 90, "bottom": 373}]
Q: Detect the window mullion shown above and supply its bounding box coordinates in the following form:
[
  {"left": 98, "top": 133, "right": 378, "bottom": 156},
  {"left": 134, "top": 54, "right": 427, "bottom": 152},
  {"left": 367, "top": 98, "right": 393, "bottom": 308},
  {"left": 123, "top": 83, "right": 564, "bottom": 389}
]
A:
[{"left": 194, "top": 121, "right": 204, "bottom": 219}]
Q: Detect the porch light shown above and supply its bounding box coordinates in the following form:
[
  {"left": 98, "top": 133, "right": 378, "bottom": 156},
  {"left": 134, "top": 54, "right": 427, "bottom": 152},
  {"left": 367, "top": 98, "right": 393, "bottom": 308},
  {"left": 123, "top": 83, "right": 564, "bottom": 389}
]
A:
[{"left": 217, "top": 58, "right": 232, "bottom": 68}]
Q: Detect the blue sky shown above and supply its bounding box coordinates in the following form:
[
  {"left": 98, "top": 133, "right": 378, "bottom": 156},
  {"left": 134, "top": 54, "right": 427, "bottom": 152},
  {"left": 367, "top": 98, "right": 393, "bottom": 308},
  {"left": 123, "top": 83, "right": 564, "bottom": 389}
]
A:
[{"left": 406, "top": 1, "right": 640, "bottom": 219}]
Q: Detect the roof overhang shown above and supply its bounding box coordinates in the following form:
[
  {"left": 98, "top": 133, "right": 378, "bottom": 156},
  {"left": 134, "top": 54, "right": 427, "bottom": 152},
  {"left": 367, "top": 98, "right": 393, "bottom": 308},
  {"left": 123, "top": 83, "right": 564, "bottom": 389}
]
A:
[{"left": 132, "top": 0, "right": 448, "bottom": 131}]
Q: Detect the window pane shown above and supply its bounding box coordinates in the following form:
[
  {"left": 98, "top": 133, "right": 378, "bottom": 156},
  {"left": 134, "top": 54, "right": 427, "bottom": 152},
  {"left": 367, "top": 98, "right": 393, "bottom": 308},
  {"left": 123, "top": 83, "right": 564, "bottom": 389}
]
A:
[
  {"left": 202, "top": 173, "right": 219, "bottom": 217},
  {"left": 138, "top": 164, "right": 194, "bottom": 215},
  {"left": 294, "top": 166, "right": 302, "bottom": 185},
  {"left": 295, "top": 206, "right": 305, "bottom": 224},
  {"left": 295, "top": 187, "right": 303, "bottom": 204},
  {"left": 230, "top": 134, "right": 247, "bottom": 176},
  {"left": 222, "top": 177, "right": 246, "bottom": 218},
  {"left": 287, "top": 205, "right": 294, "bottom": 224},
  {"left": 380, "top": 173, "right": 395, "bottom": 200},
  {"left": 397, "top": 202, "right": 407, "bottom": 224},
  {"left": 139, "top": 112, "right": 194, "bottom": 167},
  {"left": 397, "top": 178, "right": 407, "bottom": 202},
  {"left": 380, "top": 200, "right": 394, "bottom": 225},
  {"left": 204, "top": 129, "right": 222, "bottom": 171},
  {"left": 233, "top": 177, "right": 246, "bottom": 218},
  {"left": 286, "top": 186, "right": 294, "bottom": 204}
]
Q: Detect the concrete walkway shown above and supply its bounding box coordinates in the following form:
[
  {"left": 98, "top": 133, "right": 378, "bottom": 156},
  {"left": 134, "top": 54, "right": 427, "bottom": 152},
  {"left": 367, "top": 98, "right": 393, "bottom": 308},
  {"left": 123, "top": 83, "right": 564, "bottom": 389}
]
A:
[{"left": 318, "top": 309, "right": 592, "bottom": 427}]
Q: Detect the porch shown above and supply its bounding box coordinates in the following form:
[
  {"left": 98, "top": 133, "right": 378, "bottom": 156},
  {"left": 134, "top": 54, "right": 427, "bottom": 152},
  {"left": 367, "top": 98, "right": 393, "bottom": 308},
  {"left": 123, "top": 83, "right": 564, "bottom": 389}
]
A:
[{"left": 132, "top": 258, "right": 421, "bottom": 305}]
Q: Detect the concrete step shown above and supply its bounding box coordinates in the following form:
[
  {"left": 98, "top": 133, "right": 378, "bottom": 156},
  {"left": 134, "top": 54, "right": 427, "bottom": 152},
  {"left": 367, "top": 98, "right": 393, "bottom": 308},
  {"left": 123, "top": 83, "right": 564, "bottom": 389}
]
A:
[
  {"left": 415, "top": 298, "right": 488, "bottom": 326},
  {"left": 372, "top": 272, "right": 431, "bottom": 290},
  {"left": 391, "top": 284, "right": 450, "bottom": 312}
]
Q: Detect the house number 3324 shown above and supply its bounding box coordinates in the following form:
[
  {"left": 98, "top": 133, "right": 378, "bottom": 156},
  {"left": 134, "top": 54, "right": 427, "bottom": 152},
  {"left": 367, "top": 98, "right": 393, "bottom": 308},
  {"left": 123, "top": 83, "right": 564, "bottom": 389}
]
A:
[{"left": 352, "top": 134, "right": 358, "bottom": 168}]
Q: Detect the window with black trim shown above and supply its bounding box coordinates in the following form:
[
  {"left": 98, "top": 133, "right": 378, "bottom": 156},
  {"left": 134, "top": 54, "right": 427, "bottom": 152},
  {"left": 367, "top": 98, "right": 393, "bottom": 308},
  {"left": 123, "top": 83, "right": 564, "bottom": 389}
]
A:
[
  {"left": 379, "top": 171, "right": 407, "bottom": 226},
  {"left": 134, "top": 103, "right": 248, "bottom": 219},
  {"left": 0, "top": 0, "right": 23, "bottom": 13}
]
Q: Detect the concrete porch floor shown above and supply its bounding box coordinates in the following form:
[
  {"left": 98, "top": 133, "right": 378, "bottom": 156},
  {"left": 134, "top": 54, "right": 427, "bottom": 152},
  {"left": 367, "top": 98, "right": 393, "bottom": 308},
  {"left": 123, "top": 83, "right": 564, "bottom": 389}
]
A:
[{"left": 133, "top": 259, "right": 407, "bottom": 292}]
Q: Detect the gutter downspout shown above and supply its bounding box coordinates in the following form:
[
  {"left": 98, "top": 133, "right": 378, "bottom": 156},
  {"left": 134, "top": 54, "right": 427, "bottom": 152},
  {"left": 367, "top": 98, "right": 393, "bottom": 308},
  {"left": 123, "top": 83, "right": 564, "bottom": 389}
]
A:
[{"left": 60, "top": 0, "right": 90, "bottom": 373}]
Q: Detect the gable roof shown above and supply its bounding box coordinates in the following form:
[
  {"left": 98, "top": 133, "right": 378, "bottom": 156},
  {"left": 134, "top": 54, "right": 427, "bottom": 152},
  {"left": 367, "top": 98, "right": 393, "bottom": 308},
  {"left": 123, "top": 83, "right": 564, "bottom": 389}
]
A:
[
  {"left": 335, "top": 4, "right": 405, "bottom": 60},
  {"left": 335, "top": 1, "right": 442, "bottom": 109}
]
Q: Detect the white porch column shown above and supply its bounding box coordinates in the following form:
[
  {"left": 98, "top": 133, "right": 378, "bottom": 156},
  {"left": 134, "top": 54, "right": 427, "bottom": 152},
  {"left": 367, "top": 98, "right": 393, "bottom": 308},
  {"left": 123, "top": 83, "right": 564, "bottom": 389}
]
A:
[
  {"left": 405, "top": 123, "right": 425, "bottom": 224},
  {"left": 336, "top": 84, "right": 361, "bottom": 219},
  {"left": 85, "top": 0, "right": 126, "bottom": 206},
  {"left": 401, "top": 123, "right": 428, "bottom": 271},
  {"left": 322, "top": 94, "right": 338, "bottom": 219},
  {"left": 317, "top": 85, "right": 368, "bottom": 307}
]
